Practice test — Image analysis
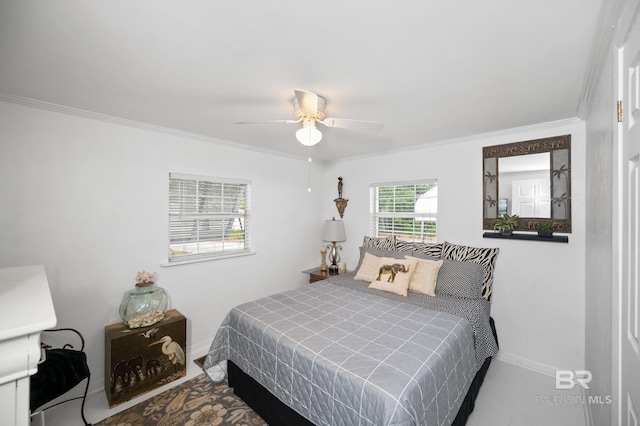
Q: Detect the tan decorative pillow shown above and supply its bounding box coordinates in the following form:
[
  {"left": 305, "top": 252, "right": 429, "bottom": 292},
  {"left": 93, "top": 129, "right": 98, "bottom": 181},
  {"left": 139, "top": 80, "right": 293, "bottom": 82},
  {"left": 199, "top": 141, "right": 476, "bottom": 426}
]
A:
[
  {"left": 368, "top": 257, "right": 417, "bottom": 297},
  {"left": 405, "top": 255, "right": 444, "bottom": 296},
  {"left": 354, "top": 252, "right": 382, "bottom": 282}
]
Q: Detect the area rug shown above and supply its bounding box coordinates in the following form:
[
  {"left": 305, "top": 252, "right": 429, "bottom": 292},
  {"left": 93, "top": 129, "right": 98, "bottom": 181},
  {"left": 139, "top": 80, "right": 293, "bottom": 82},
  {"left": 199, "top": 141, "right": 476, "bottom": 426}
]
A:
[{"left": 96, "top": 371, "right": 267, "bottom": 426}]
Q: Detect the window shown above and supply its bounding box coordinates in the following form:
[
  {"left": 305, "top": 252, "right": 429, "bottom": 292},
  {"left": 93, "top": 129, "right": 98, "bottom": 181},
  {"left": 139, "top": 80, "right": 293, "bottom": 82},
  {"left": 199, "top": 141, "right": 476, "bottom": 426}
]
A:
[
  {"left": 370, "top": 180, "right": 437, "bottom": 242},
  {"left": 169, "top": 173, "right": 252, "bottom": 263}
]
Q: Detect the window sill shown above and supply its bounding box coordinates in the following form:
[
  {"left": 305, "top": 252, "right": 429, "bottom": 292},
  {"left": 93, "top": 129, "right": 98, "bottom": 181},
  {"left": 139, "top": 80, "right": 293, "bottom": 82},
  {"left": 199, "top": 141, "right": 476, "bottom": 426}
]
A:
[{"left": 161, "top": 250, "right": 256, "bottom": 267}]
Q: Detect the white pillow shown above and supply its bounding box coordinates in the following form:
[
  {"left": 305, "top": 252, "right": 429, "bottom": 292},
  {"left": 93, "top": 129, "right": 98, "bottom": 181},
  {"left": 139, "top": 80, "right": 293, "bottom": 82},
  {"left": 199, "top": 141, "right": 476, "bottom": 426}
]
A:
[
  {"left": 368, "top": 257, "right": 417, "bottom": 297},
  {"left": 405, "top": 255, "right": 444, "bottom": 296},
  {"left": 354, "top": 252, "right": 382, "bottom": 282}
]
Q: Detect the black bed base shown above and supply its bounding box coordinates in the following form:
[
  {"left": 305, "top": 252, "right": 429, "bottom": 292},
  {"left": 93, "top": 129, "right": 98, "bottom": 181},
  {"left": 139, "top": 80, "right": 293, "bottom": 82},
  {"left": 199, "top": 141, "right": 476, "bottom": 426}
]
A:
[
  {"left": 229, "top": 317, "right": 498, "bottom": 426},
  {"left": 229, "top": 360, "right": 315, "bottom": 426}
]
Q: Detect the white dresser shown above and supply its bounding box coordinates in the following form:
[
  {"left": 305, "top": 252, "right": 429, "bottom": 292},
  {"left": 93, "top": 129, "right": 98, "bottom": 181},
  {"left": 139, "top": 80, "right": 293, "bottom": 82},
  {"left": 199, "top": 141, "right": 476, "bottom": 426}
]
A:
[{"left": 0, "top": 265, "right": 57, "bottom": 426}]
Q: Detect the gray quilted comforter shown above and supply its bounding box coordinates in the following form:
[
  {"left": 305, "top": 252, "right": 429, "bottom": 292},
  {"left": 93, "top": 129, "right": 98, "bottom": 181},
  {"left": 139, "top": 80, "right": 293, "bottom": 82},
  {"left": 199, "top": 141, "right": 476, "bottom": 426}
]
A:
[
  {"left": 203, "top": 277, "right": 493, "bottom": 426},
  {"left": 327, "top": 272, "right": 498, "bottom": 370}
]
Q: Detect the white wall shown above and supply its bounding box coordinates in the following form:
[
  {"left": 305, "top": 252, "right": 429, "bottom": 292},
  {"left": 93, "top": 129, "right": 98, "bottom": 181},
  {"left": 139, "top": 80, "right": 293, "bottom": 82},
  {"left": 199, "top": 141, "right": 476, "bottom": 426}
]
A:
[
  {"left": 0, "top": 100, "right": 324, "bottom": 398},
  {"left": 322, "top": 119, "right": 586, "bottom": 374},
  {"left": 583, "top": 31, "right": 616, "bottom": 426}
]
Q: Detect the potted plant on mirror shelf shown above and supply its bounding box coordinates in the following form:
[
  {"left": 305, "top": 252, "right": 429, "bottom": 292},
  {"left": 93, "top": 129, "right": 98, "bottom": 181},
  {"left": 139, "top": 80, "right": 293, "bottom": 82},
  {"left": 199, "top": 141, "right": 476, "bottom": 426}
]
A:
[
  {"left": 493, "top": 213, "right": 519, "bottom": 236},
  {"left": 537, "top": 221, "right": 554, "bottom": 238}
]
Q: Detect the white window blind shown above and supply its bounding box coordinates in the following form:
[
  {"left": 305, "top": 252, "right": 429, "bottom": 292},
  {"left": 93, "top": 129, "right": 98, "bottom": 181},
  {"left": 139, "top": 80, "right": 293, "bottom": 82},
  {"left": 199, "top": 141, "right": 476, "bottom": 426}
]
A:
[
  {"left": 169, "top": 173, "right": 252, "bottom": 262},
  {"left": 370, "top": 180, "right": 438, "bottom": 243}
]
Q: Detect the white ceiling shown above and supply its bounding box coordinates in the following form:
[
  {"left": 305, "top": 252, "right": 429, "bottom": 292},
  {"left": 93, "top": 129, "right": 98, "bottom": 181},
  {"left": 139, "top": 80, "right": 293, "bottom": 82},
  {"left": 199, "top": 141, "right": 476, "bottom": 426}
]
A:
[{"left": 0, "top": 1, "right": 603, "bottom": 162}]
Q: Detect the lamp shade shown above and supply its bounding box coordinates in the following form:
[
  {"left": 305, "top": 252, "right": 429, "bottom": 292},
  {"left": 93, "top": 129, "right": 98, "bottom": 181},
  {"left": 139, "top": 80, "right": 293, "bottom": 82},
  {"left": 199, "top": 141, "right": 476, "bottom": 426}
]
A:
[{"left": 322, "top": 218, "right": 346, "bottom": 242}]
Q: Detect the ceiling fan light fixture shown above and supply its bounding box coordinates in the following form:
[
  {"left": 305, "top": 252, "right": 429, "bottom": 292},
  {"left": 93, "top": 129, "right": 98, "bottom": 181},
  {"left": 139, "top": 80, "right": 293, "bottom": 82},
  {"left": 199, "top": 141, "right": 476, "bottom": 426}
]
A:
[
  {"left": 296, "top": 118, "right": 322, "bottom": 146},
  {"left": 234, "top": 90, "right": 383, "bottom": 149}
]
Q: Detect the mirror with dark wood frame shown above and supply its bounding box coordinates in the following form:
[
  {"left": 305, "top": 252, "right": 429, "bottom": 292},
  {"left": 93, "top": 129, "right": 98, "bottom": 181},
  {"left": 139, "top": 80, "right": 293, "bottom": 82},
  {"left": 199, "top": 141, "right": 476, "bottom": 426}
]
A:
[{"left": 483, "top": 134, "right": 571, "bottom": 233}]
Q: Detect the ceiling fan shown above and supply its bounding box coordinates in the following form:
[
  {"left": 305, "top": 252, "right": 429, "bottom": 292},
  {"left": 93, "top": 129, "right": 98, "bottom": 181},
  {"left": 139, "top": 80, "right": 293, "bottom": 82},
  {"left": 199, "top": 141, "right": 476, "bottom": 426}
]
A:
[{"left": 235, "top": 90, "right": 384, "bottom": 146}]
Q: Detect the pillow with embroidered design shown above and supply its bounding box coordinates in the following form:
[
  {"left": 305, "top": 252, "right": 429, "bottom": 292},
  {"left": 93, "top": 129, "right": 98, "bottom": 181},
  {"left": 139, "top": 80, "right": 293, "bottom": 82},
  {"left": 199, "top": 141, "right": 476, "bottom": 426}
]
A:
[{"left": 368, "top": 257, "right": 417, "bottom": 297}]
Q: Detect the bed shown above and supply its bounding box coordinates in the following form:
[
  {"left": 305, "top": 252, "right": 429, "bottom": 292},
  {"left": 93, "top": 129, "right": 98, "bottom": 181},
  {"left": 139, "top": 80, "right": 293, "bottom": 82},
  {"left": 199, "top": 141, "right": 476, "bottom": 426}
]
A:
[{"left": 203, "top": 239, "right": 500, "bottom": 426}]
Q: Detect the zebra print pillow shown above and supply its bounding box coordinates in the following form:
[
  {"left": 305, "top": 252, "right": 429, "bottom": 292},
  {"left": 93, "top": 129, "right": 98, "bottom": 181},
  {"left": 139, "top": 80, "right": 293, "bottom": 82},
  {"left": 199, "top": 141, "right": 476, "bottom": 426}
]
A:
[
  {"left": 394, "top": 240, "right": 415, "bottom": 253},
  {"left": 394, "top": 241, "right": 443, "bottom": 258},
  {"left": 441, "top": 241, "right": 500, "bottom": 301},
  {"left": 362, "top": 235, "right": 396, "bottom": 251}
]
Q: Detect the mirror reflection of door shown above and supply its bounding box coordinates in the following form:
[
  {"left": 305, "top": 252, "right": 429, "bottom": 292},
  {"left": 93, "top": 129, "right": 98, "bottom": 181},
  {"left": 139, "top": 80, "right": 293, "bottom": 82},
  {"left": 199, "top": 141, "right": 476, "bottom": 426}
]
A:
[
  {"left": 510, "top": 179, "right": 551, "bottom": 217},
  {"left": 498, "top": 152, "right": 551, "bottom": 218}
]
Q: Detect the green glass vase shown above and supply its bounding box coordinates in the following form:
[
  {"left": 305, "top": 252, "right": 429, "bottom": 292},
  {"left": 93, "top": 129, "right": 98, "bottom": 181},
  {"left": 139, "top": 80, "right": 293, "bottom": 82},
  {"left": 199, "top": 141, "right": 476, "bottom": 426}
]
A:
[{"left": 119, "top": 282, "right": 168, "bottom": 328}]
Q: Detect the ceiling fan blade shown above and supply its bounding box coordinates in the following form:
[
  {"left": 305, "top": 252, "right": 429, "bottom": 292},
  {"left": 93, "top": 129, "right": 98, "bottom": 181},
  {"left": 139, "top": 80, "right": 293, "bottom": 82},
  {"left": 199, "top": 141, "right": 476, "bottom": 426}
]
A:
[
  {"left": 321, "top": 118, "right": 384, "bottom": 133},
  {"left": 294, "top": 90, "right": 320, "bottom": 116},
  {"left": 234, "top": 119, "right": 300, "bottom": 125}
]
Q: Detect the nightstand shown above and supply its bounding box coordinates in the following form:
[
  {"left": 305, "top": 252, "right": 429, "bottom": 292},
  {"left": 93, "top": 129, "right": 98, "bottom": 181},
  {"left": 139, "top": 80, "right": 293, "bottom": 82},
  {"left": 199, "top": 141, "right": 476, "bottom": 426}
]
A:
[
  {"left": 302, "top": 267, "right": 341, "bottom": 283},
  {"left": 105, "top": 309, "right": 186, "bottom": 407}
]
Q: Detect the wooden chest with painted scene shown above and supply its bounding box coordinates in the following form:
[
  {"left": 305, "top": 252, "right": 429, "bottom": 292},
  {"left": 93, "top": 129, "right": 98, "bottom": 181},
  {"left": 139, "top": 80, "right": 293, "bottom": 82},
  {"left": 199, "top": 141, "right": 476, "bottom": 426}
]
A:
[{"left": 104, "top": 309, "right": 187, "bottom": 407}]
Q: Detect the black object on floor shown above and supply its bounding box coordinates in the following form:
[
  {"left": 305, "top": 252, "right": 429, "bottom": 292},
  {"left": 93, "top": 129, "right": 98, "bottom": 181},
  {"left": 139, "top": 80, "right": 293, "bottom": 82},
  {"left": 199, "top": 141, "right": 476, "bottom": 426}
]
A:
[{"left": 30, "top": 328, "right": 91, "bottom": 426}]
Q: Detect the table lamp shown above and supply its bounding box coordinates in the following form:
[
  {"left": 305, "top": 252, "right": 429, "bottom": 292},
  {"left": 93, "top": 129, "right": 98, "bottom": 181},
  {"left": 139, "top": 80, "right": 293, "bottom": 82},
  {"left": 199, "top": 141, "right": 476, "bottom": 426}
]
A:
[{"left": 322, "top": 217, "right": 346, "bottom": 273}]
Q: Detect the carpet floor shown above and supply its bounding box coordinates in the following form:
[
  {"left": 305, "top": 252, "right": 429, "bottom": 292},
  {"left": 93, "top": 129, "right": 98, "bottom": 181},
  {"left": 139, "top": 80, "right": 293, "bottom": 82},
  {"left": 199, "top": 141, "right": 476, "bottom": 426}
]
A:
[{"left": 96, "top": 361, "right": 267, "bottom": 426}]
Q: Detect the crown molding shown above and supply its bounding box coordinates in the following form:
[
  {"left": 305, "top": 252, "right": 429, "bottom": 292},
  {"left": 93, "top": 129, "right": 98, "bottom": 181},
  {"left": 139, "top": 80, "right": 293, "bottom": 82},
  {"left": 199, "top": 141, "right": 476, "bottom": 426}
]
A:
[
  {"left": 327, "top": 117, "right": 584, "bottom": 165},
  {"left": 0, "top": 91, "right": 581, "bottom": 167},
  {"left": 0, "top": 91, "right": 312, "bottom": 163}
]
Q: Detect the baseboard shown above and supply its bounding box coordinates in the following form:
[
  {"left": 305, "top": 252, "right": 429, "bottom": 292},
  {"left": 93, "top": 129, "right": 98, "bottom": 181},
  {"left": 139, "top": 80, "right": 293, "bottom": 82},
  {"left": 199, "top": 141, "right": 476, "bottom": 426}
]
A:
[
  {"left": 495, "top": 352, "right": 560, "bottom": 377},
  {"left": 189, "top": 339, "right": 214, "bottom": 364},
  {"left": 496, "top": 353, "right": 597, "bottom": 425}
]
